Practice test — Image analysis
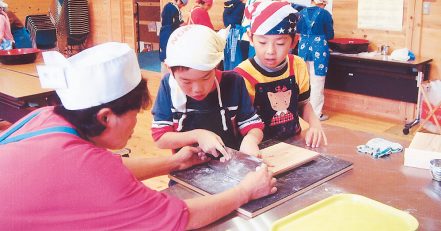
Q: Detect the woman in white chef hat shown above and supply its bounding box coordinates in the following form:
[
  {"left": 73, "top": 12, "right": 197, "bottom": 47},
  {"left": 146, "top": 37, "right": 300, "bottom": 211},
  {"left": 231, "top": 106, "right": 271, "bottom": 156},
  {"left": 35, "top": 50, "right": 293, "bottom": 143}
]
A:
[{"left": 0, "top": 42, "right": 275, "bottom": 230}]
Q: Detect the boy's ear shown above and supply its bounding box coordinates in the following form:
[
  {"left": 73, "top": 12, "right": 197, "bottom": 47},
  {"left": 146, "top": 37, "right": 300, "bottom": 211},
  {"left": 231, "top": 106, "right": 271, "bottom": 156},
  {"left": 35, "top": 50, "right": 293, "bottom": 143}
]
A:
[
  {"left": 96, "top": 108, "right": 113, "bottom": 127},
  {"left": 291, "top": 34, "right": 299, "bottom": 49},
  {"left": 248, "top": 31, "right": 254, "bottom": 46}
]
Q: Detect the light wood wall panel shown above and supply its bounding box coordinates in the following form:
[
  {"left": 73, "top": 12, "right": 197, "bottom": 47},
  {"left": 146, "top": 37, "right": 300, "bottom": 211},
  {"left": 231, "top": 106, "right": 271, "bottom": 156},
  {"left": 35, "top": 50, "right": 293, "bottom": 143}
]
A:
[
  {"left": 420, "top": 1, "right": 441, "bottom": 80},
  {"left": 7, "top": 0, "right": 51, "bottom": 24},
  {"left": 324, "top": 89, "right": 416, "bottom": 123},
  {"left": 88, "top": 0, "right": 136, "bottom": 48},
  {"left": 332, "top": 0, "right": 409, "bottom": 52}
]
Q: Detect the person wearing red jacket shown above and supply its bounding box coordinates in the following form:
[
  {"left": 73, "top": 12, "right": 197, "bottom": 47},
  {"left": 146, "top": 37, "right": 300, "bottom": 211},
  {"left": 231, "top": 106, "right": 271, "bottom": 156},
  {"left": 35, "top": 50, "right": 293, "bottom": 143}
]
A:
[{"left": 188, "top": 0, "right": 214, "bottom": 29}]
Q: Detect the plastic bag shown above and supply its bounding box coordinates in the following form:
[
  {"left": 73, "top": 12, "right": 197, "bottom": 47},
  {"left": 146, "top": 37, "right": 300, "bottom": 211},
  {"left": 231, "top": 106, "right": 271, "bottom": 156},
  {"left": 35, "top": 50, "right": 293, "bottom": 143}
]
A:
[{"left": 421, "top": 80, "right": 441, "bottom": 133}]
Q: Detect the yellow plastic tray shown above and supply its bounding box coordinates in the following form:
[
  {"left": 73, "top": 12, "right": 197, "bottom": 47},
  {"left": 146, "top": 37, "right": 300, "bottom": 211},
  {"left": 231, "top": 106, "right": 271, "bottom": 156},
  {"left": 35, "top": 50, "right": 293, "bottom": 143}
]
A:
[{"left": 271, "top": 194, "right": 418, "bottom": 231}]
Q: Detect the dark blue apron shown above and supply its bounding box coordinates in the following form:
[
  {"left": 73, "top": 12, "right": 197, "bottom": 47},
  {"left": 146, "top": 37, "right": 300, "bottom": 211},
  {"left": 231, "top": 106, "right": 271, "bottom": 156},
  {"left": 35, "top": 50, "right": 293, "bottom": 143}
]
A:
[
  {"left": 0, "top": 111, "right": 79, "bottom": 145},
  {"left": 179, "top": 107, "right": 239, "bottom": 149},
  {"left": 238, "top": 56, "right": 301, "bottom": 140},
  {"left": 298, "top": 7, "right": 330, "bottom": 76}
]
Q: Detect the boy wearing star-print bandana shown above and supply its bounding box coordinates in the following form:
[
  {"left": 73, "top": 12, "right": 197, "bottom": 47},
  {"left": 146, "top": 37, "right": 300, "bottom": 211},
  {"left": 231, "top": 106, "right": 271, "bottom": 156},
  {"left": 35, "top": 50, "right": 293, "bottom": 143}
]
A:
[{"left": 235, "top": 1, "right": 327, "bottom": 148}]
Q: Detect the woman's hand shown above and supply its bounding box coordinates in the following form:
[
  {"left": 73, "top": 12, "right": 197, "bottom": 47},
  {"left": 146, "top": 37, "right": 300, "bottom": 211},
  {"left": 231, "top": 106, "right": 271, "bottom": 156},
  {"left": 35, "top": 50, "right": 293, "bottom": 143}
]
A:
[{"left": 237, "top": 164, "right": 277, "bottom": 202}]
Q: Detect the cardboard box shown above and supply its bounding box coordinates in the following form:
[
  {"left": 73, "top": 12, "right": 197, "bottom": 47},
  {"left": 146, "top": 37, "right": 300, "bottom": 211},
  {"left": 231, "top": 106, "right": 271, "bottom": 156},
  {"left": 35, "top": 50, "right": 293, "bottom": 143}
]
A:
[{"left": 404, "top": 132, "right": 441, "bottom": 169}]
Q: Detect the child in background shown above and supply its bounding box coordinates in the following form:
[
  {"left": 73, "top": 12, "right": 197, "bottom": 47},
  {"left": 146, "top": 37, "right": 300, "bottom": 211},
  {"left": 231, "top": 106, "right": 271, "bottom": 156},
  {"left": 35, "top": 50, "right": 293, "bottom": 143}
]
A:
[
  {"left": 223, "top": 0, "right": 245, "bottom": 28},
  {"left": 0, "top": 1, "right": 13, "bottom": 50},
  {"left": 235, "top": 1, "right": 327, "bottom": 148},
  {"left": 152, "top": 24, "right": 264, "bottom": 158},
  {"left": 6, "top": 10, "right": 32, "bottom": 48},
  {"left": 222, "top": 0, "right": 247, "bottom": 71},
  {"left": 159, "top": 0, "right": 188, "bottom": 73},
  {"left": 297, "top": 0, "right": 334, "bottom": 121},
  {"left": 188, "top": 0, "right": 214, "bottom": 30}
]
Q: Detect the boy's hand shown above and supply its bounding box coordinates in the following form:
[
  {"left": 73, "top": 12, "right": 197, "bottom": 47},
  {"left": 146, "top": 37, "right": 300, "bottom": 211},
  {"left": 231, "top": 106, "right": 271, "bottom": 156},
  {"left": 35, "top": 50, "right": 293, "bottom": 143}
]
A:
[
  {"left": 237, "top": 164, "right": 277, "bottom": 202},
  {"left": 239, "top": 128, "right": 264, "bottom": 158},
  {"left": 305, "top": 125, "right": 328, "bottom": 148},
  {"left": 172, "top": 146, "right": 209, "bottom": 171},
  {"left": 239, "top": 141, "right": 261, "bottom": 158},
  {"left": 194, "top": 129, "right": 231, "bottom": 161}
]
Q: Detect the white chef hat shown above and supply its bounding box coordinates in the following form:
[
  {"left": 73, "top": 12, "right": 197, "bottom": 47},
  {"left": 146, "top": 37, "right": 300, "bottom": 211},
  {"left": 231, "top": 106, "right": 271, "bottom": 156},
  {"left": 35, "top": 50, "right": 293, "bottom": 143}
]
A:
[
  {"left": 37, "top": 42, "right": 142, "bottom": 110},
  {"left": 165, "top": 24, "right": 226, "bottom": 71}
]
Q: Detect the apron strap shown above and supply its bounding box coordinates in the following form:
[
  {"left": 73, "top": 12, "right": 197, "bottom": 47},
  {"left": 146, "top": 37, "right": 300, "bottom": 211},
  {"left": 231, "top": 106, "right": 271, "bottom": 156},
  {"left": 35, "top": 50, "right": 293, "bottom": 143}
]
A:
[
  {"left": 214, "top": 76, "right": 228, "bottom": 131},
  {"left": 188, "top": 6, "right": 201, "bottom": 25},
  {"left": 302, "top": 8, "right": 322, "bottom": 35},
  {"left": 234, "top": 66, "right": 258, "bottom": 102},
  {"left": 0, "top": 126, "right": 79, "bottom": 145},
  {"left": 288, "top": 55, "right": 295, "bottom": 76},
  {"left": 0, "top": 110, "right": 80, "bottom": 145},
  {"left": 235, "top": 66, "right": 259, "bottom": 87},
  {"left": 0, "top": 110, "right": 41, "bottom": 142}
]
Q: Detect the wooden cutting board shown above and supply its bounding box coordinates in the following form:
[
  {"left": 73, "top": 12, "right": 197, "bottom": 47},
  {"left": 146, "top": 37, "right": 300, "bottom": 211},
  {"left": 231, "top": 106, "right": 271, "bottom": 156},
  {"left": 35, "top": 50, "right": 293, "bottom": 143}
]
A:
[{"left": 261, "top": 142, "right": 320, "bottom": 176}]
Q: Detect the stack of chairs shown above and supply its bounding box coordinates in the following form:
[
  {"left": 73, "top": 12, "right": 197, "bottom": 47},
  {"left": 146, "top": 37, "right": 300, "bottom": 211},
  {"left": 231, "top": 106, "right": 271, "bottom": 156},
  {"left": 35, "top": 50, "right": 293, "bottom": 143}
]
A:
[
  {"left": 25, "top": 15, "right": 57, "bottom": 49},
  {"left": 51, "top": 0, "right": 89, "bottom": 55},
  {"left": 65, "top": 0, "right": 89, "bottom": 47}
]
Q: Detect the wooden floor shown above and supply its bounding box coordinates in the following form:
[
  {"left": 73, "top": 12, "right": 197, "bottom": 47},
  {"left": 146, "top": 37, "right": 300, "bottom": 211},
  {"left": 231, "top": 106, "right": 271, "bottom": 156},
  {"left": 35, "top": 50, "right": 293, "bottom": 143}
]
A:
[{"left": 0, "top": 70, "right": 417, "bottom": 191}]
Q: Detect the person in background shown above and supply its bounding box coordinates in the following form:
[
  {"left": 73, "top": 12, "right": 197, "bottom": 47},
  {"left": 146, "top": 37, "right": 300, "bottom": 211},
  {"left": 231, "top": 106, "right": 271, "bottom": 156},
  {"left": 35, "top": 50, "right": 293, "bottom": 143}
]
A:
[
  {"left": 223, "top": 0, "right": 245, "bottom": 28},
  {"left": 159, "top": 0, "right": 188, "bottom": 73},
  {"left": 188, "top": 0, "right": 214, "bottom": 30},
  {"left": 222, "top": 0, "right": 247, "bottom": 71},
  {"left": 297, "top": 0, "right": 334, "bottom": 121},
  {"left": 0, "top": 0, "right": 13, "bottom": 50},
  {"left": 152, "top": 24, "right": 265, "bottom": 158},
  {"left": 0, "top": 42, "right": 276, "bottom": 230},
  {"left": 6, "top": 11, "right": 32, "bottom": 48},
  {"left": 235, "top": 1, "right": 327, "bottom": 148}
]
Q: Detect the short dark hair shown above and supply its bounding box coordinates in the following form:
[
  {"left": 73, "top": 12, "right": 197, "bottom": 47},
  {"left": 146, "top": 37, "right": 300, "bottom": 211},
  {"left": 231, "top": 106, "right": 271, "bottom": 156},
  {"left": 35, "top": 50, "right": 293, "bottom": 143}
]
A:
[
  {"left": 170, "top": 66, "right": 190, "bottom": 73},
  {"left": 54, "top": 78, "right": 151, "bottom": 138}
]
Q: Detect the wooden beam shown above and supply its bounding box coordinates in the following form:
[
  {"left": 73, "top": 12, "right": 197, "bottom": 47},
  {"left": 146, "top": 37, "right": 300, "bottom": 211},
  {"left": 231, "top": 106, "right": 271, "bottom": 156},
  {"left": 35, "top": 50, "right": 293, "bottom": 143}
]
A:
[{"left": 412, "top": 0, "right": 424, "bottom": 55}]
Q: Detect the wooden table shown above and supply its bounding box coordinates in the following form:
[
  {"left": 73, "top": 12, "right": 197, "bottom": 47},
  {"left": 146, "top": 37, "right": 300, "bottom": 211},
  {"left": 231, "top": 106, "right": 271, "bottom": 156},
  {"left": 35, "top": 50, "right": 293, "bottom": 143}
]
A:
[
  {"left": 0, "top": 60, "right": 40, "bottom": 77},
  {"left": 0, "top": 61, "right": 55, "bottom": 123},
  {"left": 163, "top": 124, "right": 441, "bottom": 230}
]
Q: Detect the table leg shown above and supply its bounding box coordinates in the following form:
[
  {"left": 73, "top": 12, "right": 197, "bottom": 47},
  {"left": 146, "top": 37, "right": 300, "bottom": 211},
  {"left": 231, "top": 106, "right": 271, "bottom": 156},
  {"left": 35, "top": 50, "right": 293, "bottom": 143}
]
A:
[{"left": 403, "top": 71, "right": 424, "bottom": 135}]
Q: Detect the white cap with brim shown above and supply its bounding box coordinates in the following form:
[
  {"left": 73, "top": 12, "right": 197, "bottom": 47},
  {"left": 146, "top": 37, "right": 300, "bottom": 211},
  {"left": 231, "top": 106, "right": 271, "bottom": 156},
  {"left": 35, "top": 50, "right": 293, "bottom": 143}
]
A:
[
  {"left": 37, "top": 42, "right": 142, "bottom": 110},
  {"left": 165, "top": 25, "right": 226, "bottom": 71}
]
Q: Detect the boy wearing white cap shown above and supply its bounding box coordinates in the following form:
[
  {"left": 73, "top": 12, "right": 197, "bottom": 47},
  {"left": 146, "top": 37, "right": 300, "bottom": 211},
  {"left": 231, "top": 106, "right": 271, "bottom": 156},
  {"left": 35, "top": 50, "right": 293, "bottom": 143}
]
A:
[
  {"left": 0, "top": 42, "right": 276, "bottom": 229},
  {"left": 235, "top": 1, "right": 327, "bottom": 148},
  {"left": 152, "top": 24, "right": 265, "bottom": 158}
]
